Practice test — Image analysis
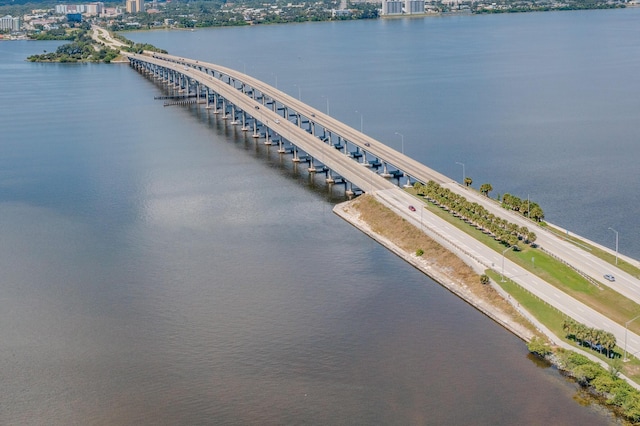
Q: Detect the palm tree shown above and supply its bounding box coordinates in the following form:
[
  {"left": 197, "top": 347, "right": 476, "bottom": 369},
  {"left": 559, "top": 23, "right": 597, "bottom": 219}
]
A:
[
  {"left": 480, "top": 183, "right": 493, "bottom": 197},
  {"left": 464, "top": 177, "right": 472, "bottom": 187}
]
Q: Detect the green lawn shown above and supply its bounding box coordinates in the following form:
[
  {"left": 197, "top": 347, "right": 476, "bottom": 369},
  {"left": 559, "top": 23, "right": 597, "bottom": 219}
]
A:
[
  {"left": 405, "top": 189, "right": 640, "bottom": 336},
  {"left": 487, "top": 270, "right": 640, "bottom": 384}
]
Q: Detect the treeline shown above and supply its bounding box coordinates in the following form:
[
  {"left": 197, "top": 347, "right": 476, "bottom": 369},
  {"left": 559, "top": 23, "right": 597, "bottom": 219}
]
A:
[
  {"left": 562, "top": 318, "right": 617, "bottom": 358},
  {"left": 528, "top": 341, "right": 640, "bottom": 423},
  {"left": 501, "top": 193, "right": 544, "bottom": 222},
  {"left": 414, "top": 180, "right": 537, "bottom": 247},
  {"left": 112, "top": 33, "right": 168, "bottom": 54},
  {"left": 27, "top": 28, "right": 120, "bottom": 63}
]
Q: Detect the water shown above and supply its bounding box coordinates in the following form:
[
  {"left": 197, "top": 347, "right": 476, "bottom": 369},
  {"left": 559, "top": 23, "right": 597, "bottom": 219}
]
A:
[
  {"left": 129, "top": 9, "right": 640, "bottom": 260},
  {"left": 0, "top": 10, "right": 634, "bottom": 425}
]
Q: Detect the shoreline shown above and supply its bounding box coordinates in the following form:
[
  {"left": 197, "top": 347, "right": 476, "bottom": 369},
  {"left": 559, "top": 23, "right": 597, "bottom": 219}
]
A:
[
  {"left": 333, "top": 196, "right": 535, "bottom": 342},
  {"left": 334, "top": 194, "right": 640, "bottom": 395}
]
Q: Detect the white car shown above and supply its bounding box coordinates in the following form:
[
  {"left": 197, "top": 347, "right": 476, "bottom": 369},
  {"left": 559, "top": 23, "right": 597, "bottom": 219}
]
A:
[{"left": 604, "top": 274, "right": 615, "bottom": 282}]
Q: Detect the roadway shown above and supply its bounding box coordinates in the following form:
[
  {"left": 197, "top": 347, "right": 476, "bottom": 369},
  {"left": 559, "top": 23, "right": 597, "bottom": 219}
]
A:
[
  {"left": 374, "top": 188, "right": 640, "bottom": 360},
  {"left": 120, "top": 47, "right": 640, "bottom": 359},
  {"left": 145, "top": 51, "right": 640, "bottom": 306}
]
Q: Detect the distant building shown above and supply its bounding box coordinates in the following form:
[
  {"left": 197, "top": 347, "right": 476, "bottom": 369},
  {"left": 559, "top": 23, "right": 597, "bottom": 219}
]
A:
[
  {"left": 405, "top": 0, "right": 425, "bottom": 13},
  {"left": 0, "top": 15, "right": 21, "bottom": 31},
  {"left": 85, "top": 3, "right": 104, "bottom": 15},
  {"left": 67, "top": 13, "right": 83, "bottom": 22},
  {"left": 381, "top": 0, "right": 403, "bottom": 14},
  {"left": 381, "top": 0, "right": 425, "bottom": 14},
  {"left": 126, "top": 0, "right": 145, "bottom": 14}
]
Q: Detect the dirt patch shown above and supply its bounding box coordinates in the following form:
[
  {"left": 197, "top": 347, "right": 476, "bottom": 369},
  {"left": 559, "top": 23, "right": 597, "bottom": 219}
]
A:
[{"left": 335, "top": 194, "right": 537, "bottom": 341}]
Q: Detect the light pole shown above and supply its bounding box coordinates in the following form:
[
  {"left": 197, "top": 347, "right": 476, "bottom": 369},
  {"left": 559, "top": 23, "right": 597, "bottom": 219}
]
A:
[
  {"left": 395, "top": 132, "right": 404, "bottom": 154},
  {"left": 322, "top": 95, "right": 329, "bottom": 115},
  {"left": 608, "top": 227, "right": 619, "bottom": 265},
  {"left": 294, "top": 84, "right": 301, "bottom": 100},
  {"left": 355, "top": 110, "right": 363, "bottom": 133},
  {"left": 271, "top": 73, "right": 278, "bottom": 89},
  {"left": 455, "top": 162, "right": 465, "bottom": 186},
  {"left": 239, "top": 60, "right": 246, "bottom": 74},
  {"left": 624, "top": 314, "right": 640, "bottom": 361},
  {"left": 501, "top": 246, "right": 513, "bottom": 282}
]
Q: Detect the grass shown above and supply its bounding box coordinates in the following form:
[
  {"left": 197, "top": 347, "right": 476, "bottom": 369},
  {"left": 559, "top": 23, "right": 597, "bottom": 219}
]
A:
[
  {"left": 545, "top": 224, "right": 640, "bottom": 279},
  {"left": 404, "top": 188, "right": 640, "bottom": 337},
  {"left": 488, "top": 270, "right": 640, "bottom": 383},
  {"left": 351, "top": 194, "right": 640, "bottom": 384}
]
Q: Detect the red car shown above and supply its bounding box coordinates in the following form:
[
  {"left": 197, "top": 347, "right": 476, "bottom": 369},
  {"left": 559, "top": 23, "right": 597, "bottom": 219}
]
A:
[{"left": 408, "top": 205, "right": 416, "bottom": 212}]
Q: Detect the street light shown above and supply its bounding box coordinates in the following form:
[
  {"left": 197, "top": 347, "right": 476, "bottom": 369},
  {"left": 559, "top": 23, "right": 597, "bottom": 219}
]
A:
[
  {"left": 608, "top": 227, "right": 619, "bottom": 265},
  {"left": 501, "top": 246, "right": 513, "bottom": 282},
  {"left": 322, "top": 95, "right": 329, "bottom": 115},
  {"left": 355, "top": 110, "right": 363, "bottom": 133},
  {"left": 294, "top": 84, "right": 301, "bottom": 100},
  {"left": 395, "top": 132, "right": 404, "bottom": 154},
  {"left": 238, "top": 60, "right": 246, "bottom": 74},
  {"left": 624, "top": 314, "right": 640, "bottom": 361},
  {"left": 455, "top": 161, "right": 465, "bottom": 186}
]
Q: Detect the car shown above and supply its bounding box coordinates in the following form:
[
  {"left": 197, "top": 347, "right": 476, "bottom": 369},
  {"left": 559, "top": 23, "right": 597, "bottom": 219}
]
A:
[
  {"left": 254, "top": 105, "right": 260, "bottom": 109},
  {"left": 408, "top": 205, "right": 416, "bottom": 212},
  {"left": 364, "top": 142, "right": 370, "bottom": 147},
  {"left": 604, "top": 274, "right": 615, "bottom": 282},
  {"left": 274, "top": 118, "right": 280, "bottom": 124}
]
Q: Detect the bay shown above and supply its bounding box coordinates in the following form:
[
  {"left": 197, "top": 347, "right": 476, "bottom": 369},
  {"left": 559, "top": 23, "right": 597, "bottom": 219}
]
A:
[{"left": 1, "top": 9, "right": 635, "bottom": 425}]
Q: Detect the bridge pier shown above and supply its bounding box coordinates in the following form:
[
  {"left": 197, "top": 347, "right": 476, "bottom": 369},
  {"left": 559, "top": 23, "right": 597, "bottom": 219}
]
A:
[
  {"left": 308, "top": 156, "right": 316, "bottom": 173},
  {"left": 292, "top": 146, "right": 301, "bottom": 162},
  {"left": 381, "top": 162, "right": 392, "bottom": 178}
]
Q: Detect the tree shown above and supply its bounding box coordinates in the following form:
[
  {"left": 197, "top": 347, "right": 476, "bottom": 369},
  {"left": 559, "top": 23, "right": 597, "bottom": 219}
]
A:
[
  {"left": 480, "top": 274, "right": 490, "bottom": 285},
  {"left": 480, "top": 183, "right": 493, "bottom": 197},
  {"left": 464, "top": 176, "right": 472, "bottom": 187}
]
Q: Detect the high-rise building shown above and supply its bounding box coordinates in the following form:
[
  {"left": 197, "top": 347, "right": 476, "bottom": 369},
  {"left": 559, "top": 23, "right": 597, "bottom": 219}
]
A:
[
  {"left": 381, "top": 0, "right": 403, "bottom": 15},
  {"left": 0, "top": 15, "right": 21, "bottom": 31},
  {"left": 126, "top": 0, "right": 144, "bottom": 14}
]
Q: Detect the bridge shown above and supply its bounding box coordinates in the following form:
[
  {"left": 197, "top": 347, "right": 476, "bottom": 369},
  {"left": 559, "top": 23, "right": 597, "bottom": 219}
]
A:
[
  {"left": 115, "top": 46, "right": 640, "bottom": 377},
  {"left": 125, "top": 51, "right": 458, "bottom": 196}
]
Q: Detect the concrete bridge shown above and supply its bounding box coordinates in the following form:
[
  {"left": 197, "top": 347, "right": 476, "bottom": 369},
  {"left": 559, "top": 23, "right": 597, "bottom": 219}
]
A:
[
  {"left": 119, "top": 49, "right": 640, "bottom": 369},
  {"left": 125, "top": 51, "right": 455, "bottom": 196}
]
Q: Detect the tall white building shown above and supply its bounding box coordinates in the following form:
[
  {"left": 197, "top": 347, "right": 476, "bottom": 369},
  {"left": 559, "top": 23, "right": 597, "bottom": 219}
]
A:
[
  {"left": 381, "top": 0, "right": 403, "bottom": 14},
  {"left": 381, "top": 0, "right": 425, "bottom": 15},
  {"left": 126, "top": 0, "right": 144, "bottom": 14},
  {"left": 0, "top": 15, "right": 21, "bottom": 31}
]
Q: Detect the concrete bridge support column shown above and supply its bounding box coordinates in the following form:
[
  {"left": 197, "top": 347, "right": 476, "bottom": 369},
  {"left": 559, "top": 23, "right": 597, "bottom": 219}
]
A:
[
  {"left": 278, "top": 139, "right": 285, "bottom": 153},
  {"left": 381, "top": 162, "right": 392, "bottom": 178},
  {"left": 205, "top": 88, "right": 211, "bottom": 109},
  {"left": 292, "top": 146, "right": 301, "bottom": 162},
  {"left": 346, "top": 182, "right": 354, "bottom": 197},
  {"left": 212, "top": 93, "right": 220, "bottom": 114},
  {"left": 231, "top": 106, "right": 238, "bottom": 124},
  {"left": 264, "top": 128, "right": 271, "bottom": 145},
  {"left": 241, "top": 112, "right": 248, "bottom": 131},
  {"left": 222, "top": 100, "right": 228, "bottom": 119},
  {"left": 252, "top": 120, "right": 259, "bottom": 138},
  {"left": 404, "top": 176, "right": 412, "bottom": 188},
  {"left": 362, "top": 151, "right": 368, "bottom": 166},
  {"left": 308, "top": 157, "right": 316, "bottom": 173},
  {"left": 325, "top": 169, "right": 335, "bottom": 184}
]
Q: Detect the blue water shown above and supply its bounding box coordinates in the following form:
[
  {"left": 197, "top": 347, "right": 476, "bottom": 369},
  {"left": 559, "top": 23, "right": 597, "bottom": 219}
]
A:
[
  {"left": 129, "top": 9, "right": 640, "bottom": 260},
  {"left": 0, "top": 10, "right": 633, "bottom": 425}
]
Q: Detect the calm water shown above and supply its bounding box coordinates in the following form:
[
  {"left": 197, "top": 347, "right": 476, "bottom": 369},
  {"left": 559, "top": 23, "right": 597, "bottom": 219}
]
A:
[{"left": 0, "top": 9, "right": 635, "bottom": 425}]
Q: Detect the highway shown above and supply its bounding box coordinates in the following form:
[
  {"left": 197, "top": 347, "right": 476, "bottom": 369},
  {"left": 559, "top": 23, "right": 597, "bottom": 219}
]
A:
[
  {"left": 109, "top": 40, "right": 640, "bottom": 361},
  {"left": 374, "top": 188, "right": 640, "bottom": 360},
  {"left": 143, "top": 50, "right": 640, "bottom": 305}
]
